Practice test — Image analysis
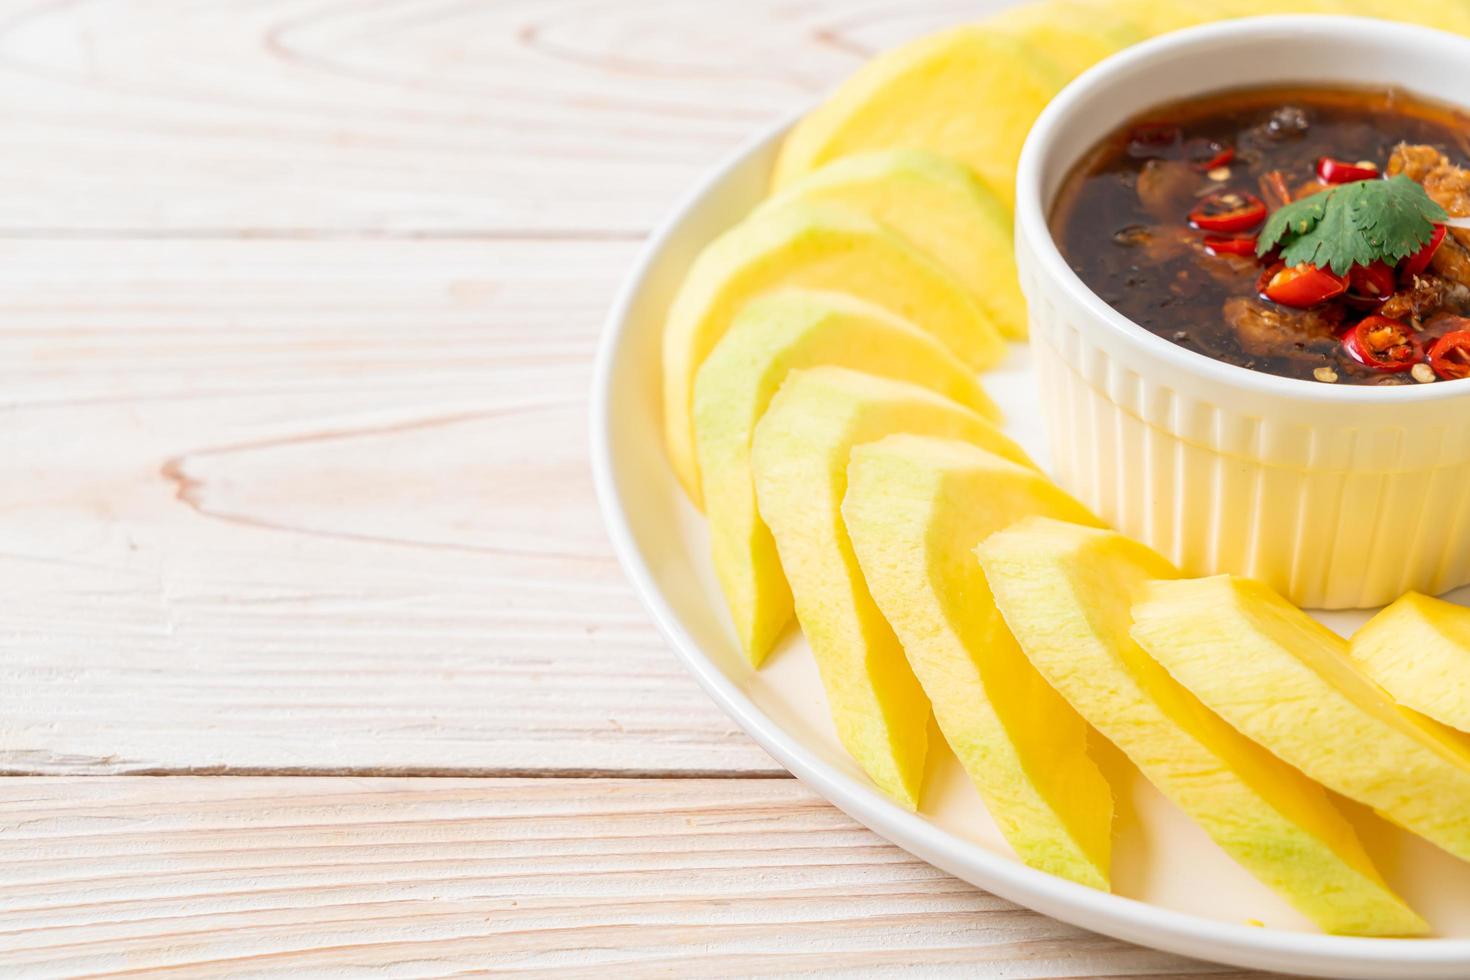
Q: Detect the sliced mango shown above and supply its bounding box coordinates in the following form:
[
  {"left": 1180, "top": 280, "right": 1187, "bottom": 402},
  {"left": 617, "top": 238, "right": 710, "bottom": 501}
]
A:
[
  {"left": 843, "top": 436, "right": 1112, "bottom": 888},
  {"left": 770, "top": 27, "right": 1069, "bottom": 207},
  {"left": 1104, "top": 0, "right": 1470, "bottom": 33},
  {"left": 663, "top": 202, "right": 1004, "bottom": 504},
  {"left": 1216, "top": 0, "right": 1343, "bottom": 14},
  {"left": 1099, "top": 0, "right": 1324, "bottom": 32},
  {"left": 987, "top": 1, "right": 1146, "bottom": 76},
  {"left": 979, "top": 520, "right": 1425, "bottom": 936},
  {"left": 694, "top": 289, "right": 999, "bottom": 664},
  {"left": 751, "top": 367, "right": 1032, "bottom": 808},
  {"left": 1351, "top": 592, "right": 1470, "bottom": 734},
  {"left": 759, "top": 150, "right": 1028, "bottom": 339},
  {"left": 1098, "top": 0, "right": 1206, "bottom": 34},
  {"left": 1132, "top": 575, "right": 1470, "bottom": 868},
  {"left": 1335, "top": 0, "right": 1470, "bottom": 34}
]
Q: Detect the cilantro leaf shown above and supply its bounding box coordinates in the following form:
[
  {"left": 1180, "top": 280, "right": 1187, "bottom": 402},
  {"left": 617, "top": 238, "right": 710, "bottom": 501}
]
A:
[
  {"left": 1255, "top": 175, "right": 1447, "bottom": 275},
  {"left": 1257, "top": 191, "right": 1330, "bottom": 259},
  {"left": 1347, "top": 176, "right": 1448, "bottom": 266},
  {"left": 1280, "top": 189, "right": 1369, "bottom": 272}
]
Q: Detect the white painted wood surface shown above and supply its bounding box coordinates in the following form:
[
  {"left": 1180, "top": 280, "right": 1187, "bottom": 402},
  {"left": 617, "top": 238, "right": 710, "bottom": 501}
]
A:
[
  {"left": 0, "top": 0, "right": 1279, "bottom": 972},
  {"left": 0, "top": 777, "right": 1271, "bottom": 977},
  {"left": 0, "top": 237, "right": 779, "bottom": 776}
]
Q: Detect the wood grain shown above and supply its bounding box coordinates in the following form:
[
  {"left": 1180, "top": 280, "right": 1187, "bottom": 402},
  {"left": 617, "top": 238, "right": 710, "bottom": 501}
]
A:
[
  {"left": 0, "top": 237, "right": 780, "bottom": 775},
  {"left": 0, "top": 0, "right": 1013, "bottom": 236},
  {"left": 0, "top": 0, "right": 1028, "bottom": 777},
  {"left": 0, "top": 0, "right": 1290, "bottom": 973},
  {"left": 0, "top": 776, "right": 1265, "bottom": 977}
]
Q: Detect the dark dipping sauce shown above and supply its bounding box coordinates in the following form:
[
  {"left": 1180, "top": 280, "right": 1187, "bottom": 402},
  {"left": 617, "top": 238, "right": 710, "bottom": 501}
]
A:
[{"left": 1050, "top": 85, "right": 1470, "bottom": 385}]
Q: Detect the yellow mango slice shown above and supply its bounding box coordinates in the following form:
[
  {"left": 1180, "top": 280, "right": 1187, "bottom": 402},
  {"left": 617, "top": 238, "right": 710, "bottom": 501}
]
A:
[
  {"left": 987, "top": 1, "right": 1146, "bottom": 76},
  {"left": 1132, "top": 575, "right": 1470, "bottom": 869},
  {"left": 770, "top": 27, "right": 1069, "bottom": 207},
  {"left": 751, "top": 367, "right": 1032, "bottom": 808},
  {"left": 979, "top": 520, "right": 1426, "bottom": 936},
  {"left": 1335, "top": 0, "right": 1470, "bottom": 33},
  {"left": 1098, "top": 0, "right": 1206, "bottom": 34},
  {"left": 1351, "top": 592, "right": 1470, "bottom": 734},
  {"left": 1105, "top": 0, "right": 1470, "bottom": 33},
  {"left": 664, "top": 202, "right": 1004, "bottom": 504},
  {"left": 1216, "top": 0, "right": 1344, "bottom": 14},
  {"left": 694, "top": 289, "right": 999, "bottom": 665},
  {"left": 843, "top": 436, "right": 1112, "bottom": 888},
  {"left": 1100, "top": 0, "right": 1330, "bottom": 33},
  {"left": 759, "top": 150, "right": 1028, "bottom": 339}
]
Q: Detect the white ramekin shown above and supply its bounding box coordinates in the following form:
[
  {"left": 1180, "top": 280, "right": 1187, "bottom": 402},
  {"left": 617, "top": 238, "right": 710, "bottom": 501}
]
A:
[{"left": 1016, "top": 15, "right": 1470, "bottom": 610}]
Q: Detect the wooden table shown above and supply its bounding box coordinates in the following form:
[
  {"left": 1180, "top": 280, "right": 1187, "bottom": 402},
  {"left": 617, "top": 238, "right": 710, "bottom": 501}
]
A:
[{"left": 0, "top": 1, "right": 1277, "bottom": 974}]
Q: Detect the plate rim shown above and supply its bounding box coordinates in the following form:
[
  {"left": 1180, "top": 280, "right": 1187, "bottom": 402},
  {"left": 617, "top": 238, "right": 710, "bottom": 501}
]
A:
[{"left": 587, "top": 110, "right": 1470, "bottom": 978}]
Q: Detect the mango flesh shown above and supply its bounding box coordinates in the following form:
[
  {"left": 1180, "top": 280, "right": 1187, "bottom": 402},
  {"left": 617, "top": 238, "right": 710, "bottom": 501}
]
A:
[
  {"left": 767, "top": 0, "right": 1470, "bottom": 217},
  {"left": 751, "top": 367, "right": 1032, "bottom": 808},
  {"left": 1249, "top": 0, "right": 1470, "bottom": 32},
  {"left": 1351, "top": 592, "right": 1470, "bottom": 734},
  {"left": 979, "top": 520, "right": 1426, "bottom": 936},
  {"left": 986, "top": 1, "right": 1146, "bottom": 75},
  {"left": 1095, "top": 0, "right": 1322, "bottom": 33},
  {"left": 1104, "top": 0, "right": 1470, "bottom": 34},
  {"left": 663, "top": 202, "right": 1004, "bottom": 504},
  {"left": 1335, "top": 0, "right": 1470, "bottom": 33},
  {"left": 1094, "top": 0, "right": 1205, "bottom": 33},
  {"left": 770, "top": 27, "right": 1069, "bottom": 207},
  {"left": 759, "top": 150, "right": 1028, "bottom": 339},
  {"left": 843, "top": 436, "right": 1112, "bottom": 888},
  {"left": 1215, "top": 0, "right": 1343, "bottom": 14},
  {"left": 693, "top": 290, "right": 999, "bottom": 665},
  {"left": 1131, "top": 575, "right": 1470, "bottom": 870}
]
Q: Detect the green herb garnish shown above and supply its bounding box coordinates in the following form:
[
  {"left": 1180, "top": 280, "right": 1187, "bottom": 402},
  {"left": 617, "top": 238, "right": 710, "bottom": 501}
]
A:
[{"left": 1255, "top": 175, "right": 1448, "bottom": 274}]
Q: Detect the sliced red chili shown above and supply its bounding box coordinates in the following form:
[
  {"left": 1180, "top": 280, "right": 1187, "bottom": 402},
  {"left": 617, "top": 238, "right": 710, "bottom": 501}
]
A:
[
  {"left": 1260, "top": 170, "right": 1293, "bottom": 211},
  {"left": 1347, "top": 261, "right": 1397, "bottom": 301},
  {"left": 1428, "top": 329, "right": 1470, "bottom": 380},
  {"left": 1316, "top": 156, "right": 1381, "bottom": 184},
  {"left": 1189, "top": 191, "right": 1267, "bottom": 233},
  {"left": 1203, "top": 235, "right": 1258, "bottom": 257},
  {"left": 1344, "top": 316, "right": 1423, "bottom": 372},
  {"left": 1262, "top": 262, "right": 1348, "bottom": 308},
  {"left": 1257, "top": 261, "right": 1282, "bottom": 297},
  {"left": 1400, "top": 224, "right": 1447, "bottom": 281},
  {"left": 1186, "top": 138, "right": 1235, "bottom": 172},
  {"left": 1127, "top": 123, "right": 1182, "bottom": 159}
]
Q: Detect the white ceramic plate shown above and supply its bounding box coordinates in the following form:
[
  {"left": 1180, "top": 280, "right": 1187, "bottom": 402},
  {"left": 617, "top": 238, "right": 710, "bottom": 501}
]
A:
[{"left": 589, "top": 117, "right": 1470, "bottom": 979}]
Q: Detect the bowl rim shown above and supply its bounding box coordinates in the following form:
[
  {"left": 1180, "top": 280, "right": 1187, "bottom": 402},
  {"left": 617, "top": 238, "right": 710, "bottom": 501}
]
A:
[
  {"left": 590, "top": 78, "right": 1470, "bottom": 976},
  {"left": 1015, "top": 13, "right": 1470, "bottom": 404}
]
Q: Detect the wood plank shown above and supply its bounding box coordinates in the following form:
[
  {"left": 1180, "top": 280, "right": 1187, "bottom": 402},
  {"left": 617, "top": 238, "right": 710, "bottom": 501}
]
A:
[
  {"left": 0, "top": 237, "right": 777, "bottom": 775},
  {"left": 0, "top": 0, "right": 1015, "bottom": 235},
  {"left": 0, "top": 776, "right": 1272, "bottom": 977}
]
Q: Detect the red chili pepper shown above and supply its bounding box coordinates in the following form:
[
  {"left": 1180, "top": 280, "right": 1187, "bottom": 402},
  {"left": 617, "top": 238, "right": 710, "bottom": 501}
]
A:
[
  {"left": 1256, "top": 262, "right": 1282, "bottom": 296},
  {"left": 1127, "top": 123, "right": 1181, "bottom": 159},
  {"left": 1400, "top": 224, "right": 1447, "bottom": 281},
  {"left": 1261, "top": 262, "right": 1348, "bottom": 308},
  {"left": 1428, "top": 329, "right": 1470, "bottom": 380},
  {"left": 1203, "top": 235, "right": 1258, "bottom": 257},
  {"left": 1344, "top": 316, "right": 1423, "bottom": 372},
  {"left": 1186, "top": 139, "right": 1235, "bottom": 172},
  {"left": 1316, "top": 156, "right": 1381, "bottom": 184},
  {"left": 1261, "top": 170, "right": 1293, "bottom": 212},
  {"left": 1190, "top": 190, "right": 1267, "bottom": 233},
  {"left": 1347, "top": 261, "right": 1397, "bottom": 301}
]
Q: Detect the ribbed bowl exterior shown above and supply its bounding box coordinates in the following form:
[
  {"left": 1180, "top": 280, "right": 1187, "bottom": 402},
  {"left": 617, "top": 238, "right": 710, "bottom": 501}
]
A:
[
  {"left": 1018, "top": 238, "right": 1470, "bottom": 610},
  {"left": 1012, "top": 14, "right": 1470, "bottom": 611}
]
